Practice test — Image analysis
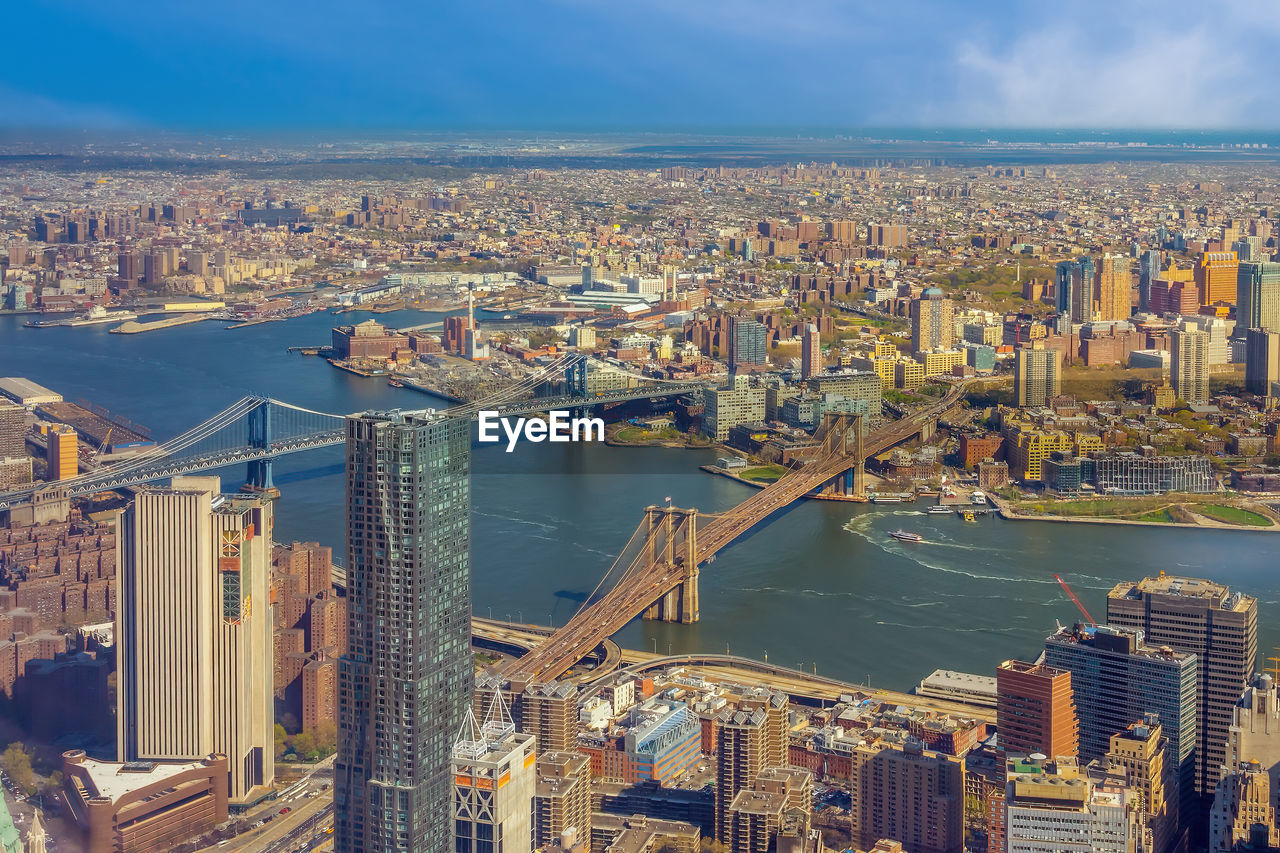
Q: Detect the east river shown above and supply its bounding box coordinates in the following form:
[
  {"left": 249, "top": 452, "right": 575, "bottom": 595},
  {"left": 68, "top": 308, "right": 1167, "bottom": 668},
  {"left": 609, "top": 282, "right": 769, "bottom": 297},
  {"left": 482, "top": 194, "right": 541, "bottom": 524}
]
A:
[{"left": 4, "top": 309, "right": 1278, "bottom": 691}]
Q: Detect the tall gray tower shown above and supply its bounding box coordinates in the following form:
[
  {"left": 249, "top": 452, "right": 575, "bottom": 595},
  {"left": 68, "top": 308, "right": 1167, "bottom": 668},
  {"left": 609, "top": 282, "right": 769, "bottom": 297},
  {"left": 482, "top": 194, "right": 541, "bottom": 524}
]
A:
[{"left": 336, "top": 411, "right": 473, "bottom": 853}]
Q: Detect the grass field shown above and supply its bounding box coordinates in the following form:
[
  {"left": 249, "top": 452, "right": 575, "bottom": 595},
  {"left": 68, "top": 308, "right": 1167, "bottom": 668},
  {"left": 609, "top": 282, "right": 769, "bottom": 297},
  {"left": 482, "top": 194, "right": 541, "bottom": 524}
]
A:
[
  {"left": 615, "top": 426, "right": 651, "bottom": 442},
  {"left": 1194, "top": 504, "right": 1273, "bottom": 527},
  {"left": 740, "top": 464, "right": 787, "bottom": 484}
]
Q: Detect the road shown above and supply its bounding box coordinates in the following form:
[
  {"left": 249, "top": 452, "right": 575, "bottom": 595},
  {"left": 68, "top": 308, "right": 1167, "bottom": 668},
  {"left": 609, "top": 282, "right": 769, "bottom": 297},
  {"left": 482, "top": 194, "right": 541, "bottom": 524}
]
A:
[{"left": 192, "top": 756, "right": 335, "bottom": 853}]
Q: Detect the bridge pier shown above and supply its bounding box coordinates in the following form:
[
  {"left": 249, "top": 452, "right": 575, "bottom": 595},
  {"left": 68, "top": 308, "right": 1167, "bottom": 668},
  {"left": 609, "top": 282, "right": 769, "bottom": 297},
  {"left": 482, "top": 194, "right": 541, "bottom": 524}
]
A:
[
  {"left": 641, "top": 505, "right": 699, "bottom": 623},
  {"left": 243, "top": 398, "right": 281, "bottom": 497}
]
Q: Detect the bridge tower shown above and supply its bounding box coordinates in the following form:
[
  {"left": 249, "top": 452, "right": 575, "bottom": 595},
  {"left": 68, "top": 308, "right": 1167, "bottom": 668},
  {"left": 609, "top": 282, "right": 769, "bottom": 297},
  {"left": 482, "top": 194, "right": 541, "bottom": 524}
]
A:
[
  {"left": 566, "top": 357, "right": 590, "bottom": 419},
  {"left": 641, "top": 505, "right": 699, "bottom": 623},
  {"left": 816, "top": 411, "right": 865, "bottom": 498},
  {"left": 244, "top": 398, "right": 279, "bottom": 496}
]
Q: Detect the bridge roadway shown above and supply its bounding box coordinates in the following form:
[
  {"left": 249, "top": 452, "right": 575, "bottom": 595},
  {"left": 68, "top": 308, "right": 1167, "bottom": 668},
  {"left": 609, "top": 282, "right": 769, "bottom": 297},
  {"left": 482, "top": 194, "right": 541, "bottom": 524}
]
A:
[
  {"left": 473, "top": 617, "right": 993, "bottom": 723},
  {"left": 505, "top": 381, "right": 970, "bottom": 683}
]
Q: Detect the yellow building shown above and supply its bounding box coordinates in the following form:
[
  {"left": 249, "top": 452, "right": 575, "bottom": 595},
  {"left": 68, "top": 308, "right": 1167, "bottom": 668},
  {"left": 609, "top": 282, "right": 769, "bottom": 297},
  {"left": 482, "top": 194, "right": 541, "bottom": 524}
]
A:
[
  {"left": 871, "top": 357, "right": 896, "bottom": 389},
  {"left": 47, "top": 425, "right": 78, "bottom": 481},
  {"left": 1194, "top": 251, "right": 1239, "bottom": 306},
  {"left": 874, "top": 338, "right": 898, "bottom": 359},
  {"left": 1004, "top": 424, "right": 1103, "bottom": 482},
  {"left": 895, "top": 359, "right": 925, "bottom": 390},
  {"left": 922, "top": 349, "right": 965, "bottom": 377}
]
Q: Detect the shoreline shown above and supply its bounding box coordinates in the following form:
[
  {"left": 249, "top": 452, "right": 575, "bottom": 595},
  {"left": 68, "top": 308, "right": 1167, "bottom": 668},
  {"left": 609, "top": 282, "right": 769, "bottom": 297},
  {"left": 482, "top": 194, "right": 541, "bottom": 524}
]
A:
[{"left": 986, "top": 492, "right": 1280, "bottom": 533}]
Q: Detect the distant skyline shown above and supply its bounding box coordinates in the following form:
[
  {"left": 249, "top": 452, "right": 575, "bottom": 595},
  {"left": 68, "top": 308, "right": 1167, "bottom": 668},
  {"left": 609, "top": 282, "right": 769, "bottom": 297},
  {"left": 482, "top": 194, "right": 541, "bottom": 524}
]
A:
[{"left": 7, "top": 0, "right": 1280, "bottom": 131}]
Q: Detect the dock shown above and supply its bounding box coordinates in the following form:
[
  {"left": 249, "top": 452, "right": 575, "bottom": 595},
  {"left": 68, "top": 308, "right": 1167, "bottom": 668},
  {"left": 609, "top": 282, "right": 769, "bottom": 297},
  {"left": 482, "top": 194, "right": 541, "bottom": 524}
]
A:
[{"left": 109, "top": 314, "right": 215, "bottom": 334}]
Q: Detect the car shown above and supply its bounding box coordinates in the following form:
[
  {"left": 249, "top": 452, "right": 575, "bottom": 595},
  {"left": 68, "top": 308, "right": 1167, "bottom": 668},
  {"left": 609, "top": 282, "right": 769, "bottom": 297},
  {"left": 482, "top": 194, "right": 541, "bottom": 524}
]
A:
[{"left": 280, "top": 807, "right": 292, "bottom": 814}]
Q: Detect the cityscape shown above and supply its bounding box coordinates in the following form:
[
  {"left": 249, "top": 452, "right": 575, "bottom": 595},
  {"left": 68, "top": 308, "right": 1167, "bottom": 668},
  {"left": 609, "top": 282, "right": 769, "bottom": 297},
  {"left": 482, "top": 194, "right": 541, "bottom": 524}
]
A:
[{"left": 8, "top": 4, "right": 1280, "bottom": 853}]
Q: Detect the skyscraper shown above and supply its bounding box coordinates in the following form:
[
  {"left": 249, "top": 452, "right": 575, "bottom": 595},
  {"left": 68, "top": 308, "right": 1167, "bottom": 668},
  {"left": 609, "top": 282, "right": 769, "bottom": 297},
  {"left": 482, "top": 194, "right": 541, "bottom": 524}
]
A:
[
  {"left": 1236, "top": 261, "right": 1280, "bottom": 331},
  {"left": 1245, "top": 328, "right": 1280, "bottom": 396},
  {"left": 115, "top": 476, "right": 275, "bottom": 804},
  {"left": 452, "top": 695, "right": 536, "bottom": 853},
  {"left": 0, "top": 403, "right": 24, "bottom": 458},
  {"left": 1013, "top": 342, "right": 1061, "bottom": 408},
  {"left": 46, "top": 424, "right": 77, "bottom": 481},
  {"left": 801, "top": 323, "right": 821, "bottom": 380},
  {"left": 850, "top": 738, "right": 964, "bottom": 853},
  {"left": 714, "top": 707, "right": 767, "bottom": 844},
  {"left": 337, "top": 411, "right": 473, "bottom": 853},
  {"left": 911, "top": 287, "right": 954, "bottom": 354},
  {"left": 1043, "top": 623, "right": 1197, "bottom": 824},
  {"left": 1056, "top": 256, "right": 1096, "bottom": 327},
  {"left": 1171, "top": 328, "right": 1209, "bottom": 404},
  {"left": 1107, "top": 576, "right": 1258, "bottom": 809},
  {"left": 1195, "top": 251, "right": 1239, "bottom": 306},
  {"left": 1139, "top": 249, "right": 1161, "bottom": 313},
  {"left": 728, "top": 317, "right": 767, "bottom": 372},
  {"left": 996, "top": 659, "right": 1078, "bottom": 760},
  {"left": 1095, "top": 253, "right": 1132, "bottom": 321}
]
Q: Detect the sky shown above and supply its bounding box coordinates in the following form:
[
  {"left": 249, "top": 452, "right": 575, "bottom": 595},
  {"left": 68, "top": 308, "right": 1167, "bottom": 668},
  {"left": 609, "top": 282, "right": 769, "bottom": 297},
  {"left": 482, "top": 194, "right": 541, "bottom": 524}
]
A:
[{"left": 4, "top": 0, "right": 1276, "bottom": 132}]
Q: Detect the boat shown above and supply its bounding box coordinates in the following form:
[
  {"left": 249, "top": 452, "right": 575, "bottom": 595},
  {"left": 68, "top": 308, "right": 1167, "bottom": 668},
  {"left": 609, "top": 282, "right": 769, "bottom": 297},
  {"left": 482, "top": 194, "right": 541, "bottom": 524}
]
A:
[
  {"left": 387, "top": 379, "right": 404, "bottom": 388},
  {"left": 970, "top": 490, "right": 987, "bottom": 505},
  {"left": 23, "top": 319, "right": 59, "bottom": 328},
  {"left": 962, "top": 510, "right": 977, "bottom": 522},
  {"left": 889, "top": 530, "right": 924, "bottom": 542},
  {"left": 927, "top": 505, "right": 954, "bottom": 515},
  {"left": 25, "top": 305, "right": 138, "bottom": 327}
]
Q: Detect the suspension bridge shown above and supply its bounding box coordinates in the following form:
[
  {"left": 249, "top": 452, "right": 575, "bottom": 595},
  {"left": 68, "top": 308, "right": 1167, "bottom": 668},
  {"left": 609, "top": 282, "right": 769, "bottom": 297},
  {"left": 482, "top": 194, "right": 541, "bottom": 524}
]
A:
[
  {"left": 0, "top": 354, "right": 708, "bottom": 511},
  {"left": 502, "top": 381, "right": 968, "bottom": 684}
]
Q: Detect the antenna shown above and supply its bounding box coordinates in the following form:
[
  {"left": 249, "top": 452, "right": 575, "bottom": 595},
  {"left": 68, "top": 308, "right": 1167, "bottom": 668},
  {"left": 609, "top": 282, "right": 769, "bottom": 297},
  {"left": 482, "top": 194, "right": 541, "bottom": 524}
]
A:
[{"left": 453, "top": 707, "right": 488, "bottom": 760}]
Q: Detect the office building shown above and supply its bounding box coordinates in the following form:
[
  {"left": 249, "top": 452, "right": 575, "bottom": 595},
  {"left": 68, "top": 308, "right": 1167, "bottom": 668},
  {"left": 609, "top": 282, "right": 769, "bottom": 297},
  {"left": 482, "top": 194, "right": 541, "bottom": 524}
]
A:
[
  {"left": 533, "top": 752, "right": 591, "bottom": 849},
  {"left": 850, "top": 738, "right": 964, "bottom": 853},
  {"left": 1139, "top": 250, "right": 1161, "bottom": 312},
  {"left": 115, "top": 476, "right": 275, "bottom": 804},
  {"left": 805, "top": 371, "right": 882, "bottom": 416},
  {"left": 1056, "top": 256, "right": 1095, "bottom": 327},
  {"left": 1014, "top": 343, "right": 1061, "bottom": 408},
  {"left": 1195, "top": 251, "right": 1239, "bottom": 306},
  {"left": 1224, "top": 674, "right": 1280, "bottom": 779},
  {"left": 1096, "top": 253, "right": 1132, "bottom": 321},
  {"left": 336, "top": 412, "right": 473, "bottom": 853},
  {"left": 728, "top": 317, "right": 767, "bottom": 371},
  {"left": 911, "top": 287, "right": 954, "bottom": 354},
  {"left": 1245, "top": 328, "right": 1280, "bottom": 396},
  {"left": 996, "top": 660, "right": 1078, "bottom": 760},
  {"left": 1100, "top": 718, "right": 1172, "bottom": 853},
  {"left": 1091, "top": 451, "right": 1214, "bottom": 495},
  {"left": 1003, "top": 755, "right": 1144, "bottom": 853},
  {"left": 1171, "top": 328, "right": 1209, "bottom": 404},
  {"left": 453, "top": 695, "right": 536, "bottom": 853},
  {"left": 1108, "top": 576, "right": 1258, "bottom": 807},
  {"left": 1209, "top": 760, "right": 1278, "bottom": 852},
  {"left": 46, "top": 424, "right": 77, "bottom": 481},
  {"left": 800, "top": 323, "right": 821, "bottom": 380},
  {"left": 1043, "top": 624, "right": 1197, "bottom": 822},
  {"left": 1236, "top": 261, "right": 1280, "bottom": 331}
]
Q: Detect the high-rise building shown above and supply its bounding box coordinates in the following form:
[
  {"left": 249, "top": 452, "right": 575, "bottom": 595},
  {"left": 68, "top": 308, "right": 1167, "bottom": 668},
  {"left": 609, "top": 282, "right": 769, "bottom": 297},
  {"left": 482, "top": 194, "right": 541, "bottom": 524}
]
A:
[
  {"left": 1095, "top": 253, "right": 1132, "bottom": 321},
  {"left": 1056, "top": 256, "right": 1096, "bottom": 327},
  {"left": 0, "top": 403, "right": 24, "bottom": 458},
  {"left": 911, "top": 287, "right": 954, "bottom": 354},
  {"left": 1043, "top": 624, "right": 1197, "bottom": 823},
  {"left": 728, "top": 317, "right": 767, "bottom": 371},
  {"left": 1245, "top": 328, "right": 1280, "bottom": 396},
  {"left": 714, "top": 707, "right": 767, "bottom": 843},
  {"left": 1139, "top": 249, "right": 1161, "bottom": 313},
  {"left": 1101, "top": 717, "right": 1173, "bottom": 853},
  {"left": 46, "top": 424, "right": 77, "bottom": 481},
  {"left": 996, "top": 660, "right": 1078, "bottom": 760},
  {"left": 453, "top": 695, "right": 536, "bottom": 853},
  {"left": 337, "top": 412, "right": 473, "bottom": 853},
  {"left": 1236, "top": 261, "right": 1280, "bottom": 331},
  {"left": 1013, "top": 342, "right": 1061, "bottom": 408},
  {"left": 702, "top": 380, "right": 766, "bottom": 441},
  {"left": 533, "top": 751, "right": 591, "bottom": 850},
  {"left": 866, "top": 223, "right": 907, "bottom": 247},
  {"left": 850, "top": 738, "right": 964, "bottom": 853},
  {"left": 115, "top": 476, "right": 275, "bottom": 804},
  {"left": 1224, "top": 674, "right": 1280, "bottom": 778},
  {"left": 1107, "top": 576, "right": 1258, "bottom": 809},
  {"left": 1171, "top": 328, "right": 1210, "bottom": 404},
  {"left": 1195, "top": 251, "right": 1239, "bottom": 306},
  {"left": 1209, "top": 760, "right": 1279, "bottom": 852},
  {"left": 801, "top": 323, "right": 821, "bottom": 380}
]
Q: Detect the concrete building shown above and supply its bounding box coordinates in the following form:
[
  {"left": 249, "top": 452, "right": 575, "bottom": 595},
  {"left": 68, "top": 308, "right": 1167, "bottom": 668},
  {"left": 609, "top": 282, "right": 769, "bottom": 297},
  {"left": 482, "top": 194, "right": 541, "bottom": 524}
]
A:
[
  {"left": 533, "top": 751, "right": 591, "bottom": 849},
  {"left": 61, "top": 750, "right": 229, "bottom": 853},
  {"left": 997, "top": 660, "right": 1079, "bottom": 760},
  {"left": 728, "top": 317, "right": 767, "bottom": 371},
  {"left": 1236, "top": 261, "right": 1280, "bottom": 331},
  {"left": 1099, "top": 718, "right": 1172, "bottom": 853},
  {"left": 1096, "top": 253, "right": 1132, "bottom": 322},
  {"left": 1224, "top": 674, "right": 1280, "bottom": 780},
  {"left": 0, "top": 404, "right": 23, "bottom": 458},
  {"left": 46, "top": 424, "right": 78, "bottom": 481},
  {"left": 1245, "top": 328, "right": 1280, "bottom": 396},
  {"left": 800, "top": 323, "right": 821, "bottom": 380},
  {"left": 911, "top": 287, "right": 954, "bottom": 354},
  {"left": 337, "top": 412, "right": 473, "bottom": 853},
  {"left": 453, "top": 694, "right": 537, "bottom": 853},
  {"left": 1171, "top": 328, "right": 1209, "bottom": 404},
  {"left": 1196, "top": 251, "right": 1239, "bottom": 306},
  {"left": 1014, "top": 343, "right": 1061, "bottom": 408},
  {"left": 1003, "top": 755, "right": 1144, "bottom": 853},
  {"left": 115, "top": 477, "right": 274, "bottom": 804},
  {"left": 849, "top": 737, "right": 964, "bottom": 853},
  {"left": 703, "top": 382, "right": 766, "bottom": 441},
  {"left": 1043, "top": 624, "right": 1197, "bottom": 823},
  {"left": 714, "top": 707, "right": 768, "bottom": 844},
  {"left": 1209, "top": 760, "right": 1278, "bottom": 852},
  {"left": 805, "top": 371, "right": 882, "bottom": 416},
  {"left": 1108, "top": 576, "right": 1258, "bottom": 809}
]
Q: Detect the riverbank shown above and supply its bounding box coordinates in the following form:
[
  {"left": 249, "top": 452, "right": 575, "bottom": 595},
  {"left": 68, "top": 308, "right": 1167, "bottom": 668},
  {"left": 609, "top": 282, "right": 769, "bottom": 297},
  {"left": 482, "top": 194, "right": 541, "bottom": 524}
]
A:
[
  {"left": 987, "top": 491, "right": 1280, "bottom": 532},
  {"left": 700, "top": 463, "right": 888, "bottom": 502}
]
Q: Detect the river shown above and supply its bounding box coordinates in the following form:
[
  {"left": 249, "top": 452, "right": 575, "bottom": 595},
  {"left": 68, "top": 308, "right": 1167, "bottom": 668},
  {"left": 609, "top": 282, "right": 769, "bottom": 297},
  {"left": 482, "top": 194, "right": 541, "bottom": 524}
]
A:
[{"left": 3, "top": 309, "right": 1277, "bottom": 691}]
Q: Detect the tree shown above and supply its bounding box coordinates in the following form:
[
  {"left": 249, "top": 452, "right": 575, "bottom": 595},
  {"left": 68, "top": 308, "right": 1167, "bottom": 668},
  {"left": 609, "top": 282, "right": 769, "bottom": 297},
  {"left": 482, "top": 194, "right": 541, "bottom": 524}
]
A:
[
  {"left": 313, "top": 720, "right": 338, "bottom": 757},
  {"left": 1, "top": 743, "right": 36, "bottom": 795},
  {"left": 292, "top": 732, "right": 319, "bottom": 762},
  {"left": 699, "top": 841, "right": 729, "bottom": 853},
  {"left": 274, "top": 724, "right": 289, "bottom": 760}
]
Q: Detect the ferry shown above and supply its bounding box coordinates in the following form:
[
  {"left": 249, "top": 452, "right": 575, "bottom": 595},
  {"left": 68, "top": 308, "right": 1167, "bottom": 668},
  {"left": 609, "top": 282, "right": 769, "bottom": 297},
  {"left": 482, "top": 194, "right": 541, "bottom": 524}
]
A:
[
  {"left": 387, "top": 379, "right": 404, "bottom": 388},
  {"left": 25, "top": 305, "right": 137, "bottom": 328},
  {"left": 962, "top": 510, "right": 977, "bottom": 522},
  {"left": 970, "top": 490, "right": 988, "bottom": 505},
  {"left": 889, "top": 530, "right": 924, "bottom": 543},
  {"left": 927, "top": 505, "right": 954, "bottom": 515}
]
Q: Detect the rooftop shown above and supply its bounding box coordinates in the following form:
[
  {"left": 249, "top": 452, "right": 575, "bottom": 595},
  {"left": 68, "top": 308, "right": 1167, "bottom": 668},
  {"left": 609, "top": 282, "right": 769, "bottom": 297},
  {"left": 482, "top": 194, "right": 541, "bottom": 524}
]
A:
[
  {"left": 1109, "top": 575, "right": 1253, "bottom": 612},
  {"left": 74, "top": 756, "right": 215, "bottom": 804}
]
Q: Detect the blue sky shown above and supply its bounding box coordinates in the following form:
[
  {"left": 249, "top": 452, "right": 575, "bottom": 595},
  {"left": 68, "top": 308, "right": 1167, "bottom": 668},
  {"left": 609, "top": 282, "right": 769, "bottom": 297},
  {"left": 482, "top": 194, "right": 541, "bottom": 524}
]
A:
[{"left": 3, "top": 0, "right": 1274, "bottom": 130}]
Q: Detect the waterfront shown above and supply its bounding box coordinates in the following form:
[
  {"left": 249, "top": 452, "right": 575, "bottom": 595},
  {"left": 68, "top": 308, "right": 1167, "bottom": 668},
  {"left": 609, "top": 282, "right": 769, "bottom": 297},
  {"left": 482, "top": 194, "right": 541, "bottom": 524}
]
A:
[{"left": 4, "top": 311, "right": 1280, "bottom": 692}]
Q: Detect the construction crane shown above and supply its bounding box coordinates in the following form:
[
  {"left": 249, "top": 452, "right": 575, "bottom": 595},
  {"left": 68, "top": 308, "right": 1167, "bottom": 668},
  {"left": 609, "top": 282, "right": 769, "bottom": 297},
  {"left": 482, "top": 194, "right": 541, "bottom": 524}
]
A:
[
  {"left": 93, "top": 428, "right": 112, "bottom": 464},
  {"left": 1054, "top": 574, "right": 1097, "bottom": 627}
]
